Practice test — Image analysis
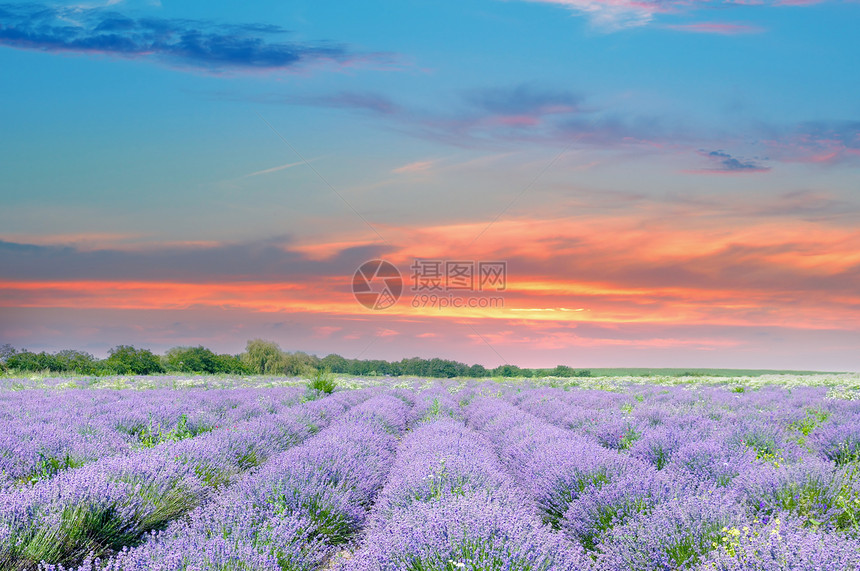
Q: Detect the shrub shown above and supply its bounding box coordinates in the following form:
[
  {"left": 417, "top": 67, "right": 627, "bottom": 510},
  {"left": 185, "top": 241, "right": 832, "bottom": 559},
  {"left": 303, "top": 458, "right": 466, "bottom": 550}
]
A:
[{"left": 307, "top": 368, "right": 337, "bottom": 397}]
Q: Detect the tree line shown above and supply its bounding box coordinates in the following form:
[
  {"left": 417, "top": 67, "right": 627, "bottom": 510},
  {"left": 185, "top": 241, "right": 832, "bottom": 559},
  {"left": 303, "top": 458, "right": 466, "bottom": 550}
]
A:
[{"left": 0, "top": 340, "right": 592, "bottom": 379}]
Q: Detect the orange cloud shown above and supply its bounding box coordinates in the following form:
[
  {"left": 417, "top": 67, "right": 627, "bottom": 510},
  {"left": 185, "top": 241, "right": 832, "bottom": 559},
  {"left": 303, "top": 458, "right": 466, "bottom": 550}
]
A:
[{"left": 4, "top": 200, "right": 860, "bottom": 350}]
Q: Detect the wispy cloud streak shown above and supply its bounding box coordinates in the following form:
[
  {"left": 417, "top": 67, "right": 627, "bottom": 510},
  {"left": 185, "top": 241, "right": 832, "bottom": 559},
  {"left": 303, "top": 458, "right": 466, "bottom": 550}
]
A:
[
  {"left": 243, "top": 160, "right": 308, "bottom": 178},
  {"left": 665, "top": 22, "right": 765, "bottom": 34}
]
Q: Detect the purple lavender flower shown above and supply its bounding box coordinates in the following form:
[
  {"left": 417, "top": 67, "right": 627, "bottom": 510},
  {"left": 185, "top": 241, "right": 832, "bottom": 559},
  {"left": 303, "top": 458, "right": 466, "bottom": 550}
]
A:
[
  {"left": 594, "top": 490, "right": 744, "bottom": 570},
  {"left": 346, "top": 492, "right": 592, "bottom": 571},
  {"left": 699, "top": 513, "right": 860, "bottom": 571}
]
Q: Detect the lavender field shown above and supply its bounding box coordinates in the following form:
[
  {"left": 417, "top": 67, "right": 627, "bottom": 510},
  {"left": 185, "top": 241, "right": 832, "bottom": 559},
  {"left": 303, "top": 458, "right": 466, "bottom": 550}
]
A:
[{"left": 2, "top": 374, "right": 860, "bottom": 570}]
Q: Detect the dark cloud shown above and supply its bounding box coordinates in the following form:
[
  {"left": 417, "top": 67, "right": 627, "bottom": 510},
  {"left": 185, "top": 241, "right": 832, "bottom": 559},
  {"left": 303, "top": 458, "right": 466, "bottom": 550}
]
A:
[
  {"left": 0, "top": 3, "right": 383, "bottom": 72},
  {"left": 466, "top": 84, "right": 582, "bottom": 116},
  {"left": 696, "top": 149, "right": 770, "bottom": 173},
  {"left": 0, "top": 237, "right": 391, "bottom": 282}
]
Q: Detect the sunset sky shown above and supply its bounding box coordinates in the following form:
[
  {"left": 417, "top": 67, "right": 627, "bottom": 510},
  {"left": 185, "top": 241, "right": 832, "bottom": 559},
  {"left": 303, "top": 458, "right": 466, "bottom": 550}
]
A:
[{"left": 2, "top": 0, "right": 859, "bottom": 370}]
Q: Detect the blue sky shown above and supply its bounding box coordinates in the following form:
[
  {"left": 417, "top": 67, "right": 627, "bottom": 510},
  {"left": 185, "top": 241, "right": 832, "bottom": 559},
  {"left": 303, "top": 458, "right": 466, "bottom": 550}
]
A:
[{"left": 1, "top": 0, "right": 859, "bottom": 369}]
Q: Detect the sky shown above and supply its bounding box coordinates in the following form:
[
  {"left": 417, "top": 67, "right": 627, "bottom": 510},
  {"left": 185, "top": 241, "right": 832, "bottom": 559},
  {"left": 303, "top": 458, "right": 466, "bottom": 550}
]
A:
[{"left": 1, "top": 0, "right": 859, "bottom": 370}]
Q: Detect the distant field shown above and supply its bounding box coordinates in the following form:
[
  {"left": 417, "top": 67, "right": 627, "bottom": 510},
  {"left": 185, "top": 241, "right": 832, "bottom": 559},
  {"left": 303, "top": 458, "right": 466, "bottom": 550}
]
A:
[{"left": 582, "top": 367, "right": 849, "bottom": 377}]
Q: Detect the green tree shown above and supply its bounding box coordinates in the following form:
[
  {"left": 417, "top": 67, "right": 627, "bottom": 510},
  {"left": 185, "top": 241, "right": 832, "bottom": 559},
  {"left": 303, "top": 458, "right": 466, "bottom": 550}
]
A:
[
  {"left": 241, "top": 339, "right": 287, "bottom": 374},
  {"left": 282, "top": 351, "right": 319, "bottom": 376},
  {"left": 398, "top": 357, "right": 425, "bottom": 376},
  {"left": 365, "top": 359, "right": 393, "bottom": 376},
  {"left": 468, "top": 364, "right": 489, "bottom": 377},
  {"left": 54, "top": 350, "right": 98, "bottom": 374},
  {"left": 103, "top": 345, "right": 164, "bottom": 375},
  {"left": 320, "top": 353, "right": 350, "bottom": 374},
  {"left": 213, "top": 353, "right": 252, "bottom": 374},
  {"left": 166, "top": 346, "right": 220, "bottom": 373},
  {"left": 492, "top": 364, "right": 523, "bottom": 377},
  {"left": 348, "top": 359, "right": 375, "bottom": 376},
  {"left": 6, "top": 351, "right": 61, "bottom": 372},
  {"left": 426, "top": 358, "right": 466, "bottom": 378}
]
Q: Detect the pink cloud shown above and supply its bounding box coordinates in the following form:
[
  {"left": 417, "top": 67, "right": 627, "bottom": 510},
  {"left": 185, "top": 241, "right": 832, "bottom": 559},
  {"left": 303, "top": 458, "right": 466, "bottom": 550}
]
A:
[
  {"left": 764, "top": 125, "right": 860, "bottom": 164},
  {"left": 522, "top": 0, "right": 670, "bottom": 29},
  {"left": 516, "top": 0, "right": 825, "bottom": 31},
  {"left": 313, "top": 326, "right": 342, "bottom": 338}
]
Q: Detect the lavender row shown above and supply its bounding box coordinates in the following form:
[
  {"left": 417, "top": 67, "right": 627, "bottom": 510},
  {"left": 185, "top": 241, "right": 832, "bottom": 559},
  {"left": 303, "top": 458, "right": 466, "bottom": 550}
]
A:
[
  {"left": 344, "top": 416, "right": 590, "bottom": 570},
  {"left": 44, "top": 392, "right": 414, "bottom": 571},
  {"left": 408, "top": 384, "right": 469, "bottom": 423},
  {"left": 468, "top": 393, "right": 860, "bottom": 569},
  {"left": 465, "top": 397, "right": 642, "bottom": 531},
  {"left": 512, "top": 384, "right": 860, "bottom": 468},
  {"left": 510, "top": 386, "right": 860, "bottom": 536},
  {"left": 0, "top": 389, "right": 369, "bottom": 569},
  {"left": 0, "top": 386, "right": 306, "bottom": 488}
]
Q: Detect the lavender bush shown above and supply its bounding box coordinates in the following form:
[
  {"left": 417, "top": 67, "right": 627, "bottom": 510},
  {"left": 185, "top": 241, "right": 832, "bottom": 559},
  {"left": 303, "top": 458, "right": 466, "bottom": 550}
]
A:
[{"left": 345, "top": 418, "right": 591, "bottom": 570}]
